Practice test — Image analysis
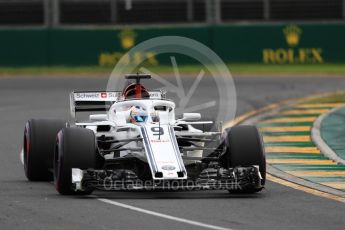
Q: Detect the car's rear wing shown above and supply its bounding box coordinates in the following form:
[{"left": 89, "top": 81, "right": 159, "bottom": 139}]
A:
[{"left": 70, "top": 91, "right": 163, "bottom": 118}]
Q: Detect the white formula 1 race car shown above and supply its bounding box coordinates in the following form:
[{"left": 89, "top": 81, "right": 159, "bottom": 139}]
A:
[{"left": 23, "top": 74, "right": 265, "bottom": 195}]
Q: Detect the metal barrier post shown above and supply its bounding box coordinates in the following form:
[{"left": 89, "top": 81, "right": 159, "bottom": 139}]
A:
[
  {"left": 214, "top": 0, "right": 221, "bottom": 24},
  {"left": 206, "top": 0, "right": 221, "bottom": 24},
  {"left": 52, "top": 0, "right": 60, "bottom": 27},
  {"left": 110, "top": 0, "right": 118, "bottom": 23},
  {"left": 263, "top": 0, "right": 270, "bottom": 20},
  {"left": 187, "top": 0, "right": 194, "bottom": 22},
  {"left": 43, "top": 0, "right": 51, "bottom": 27}
]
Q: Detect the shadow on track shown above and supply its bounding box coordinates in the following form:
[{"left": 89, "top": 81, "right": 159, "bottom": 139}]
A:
[{"left": 82, "top": 190, "right": 266, "bottom": 200}]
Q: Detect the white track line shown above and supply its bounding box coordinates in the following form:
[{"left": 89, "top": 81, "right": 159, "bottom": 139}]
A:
[{"left": 97, "top": 198, "right": 234, "bottom": 230}]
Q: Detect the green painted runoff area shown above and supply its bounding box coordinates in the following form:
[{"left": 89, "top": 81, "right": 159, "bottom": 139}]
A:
[{"left": 321, "top": 106, "right": 345, "bottom": 161}]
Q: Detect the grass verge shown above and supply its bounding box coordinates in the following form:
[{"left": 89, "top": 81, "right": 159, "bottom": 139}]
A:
[{"left": 1, "top": 63, "right": 345, "bottom": 76}]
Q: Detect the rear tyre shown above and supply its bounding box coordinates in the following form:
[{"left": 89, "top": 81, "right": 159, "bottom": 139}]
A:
[
  {"left": 24, "top": 119, "right": 67, "bottom": 181},
  {"left": 222, "top": 125, "right": 266, "bottom": 193},
  {"left": 54, "top": 127, "right": 102, "bottom": 195}
]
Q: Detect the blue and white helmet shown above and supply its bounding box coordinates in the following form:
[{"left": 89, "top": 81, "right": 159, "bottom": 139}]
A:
[{"left": 130, "top": 106, "right": 148, "bottom": 123}]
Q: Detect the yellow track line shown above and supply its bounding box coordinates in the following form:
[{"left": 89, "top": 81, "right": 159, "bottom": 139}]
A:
[
  {"left": 267, "top": 159, "right": 335, "bottom": 165},
  {"left": 265, "top": 146, "right": 320, "bottom": 154},
  {"left": 259, "top": 126, "right": 311, "bottom": 132},
  {"left": 263, "top": 135, "right": 311, "bottom": 142},
  {"left": 321, "top": 182, "right": 345, "bottom": 190},
  {"left": 286, "top": 171, "right": 345, "bottom": 177},
  {"left": 267, "top": 174, "right": 345, "bottom": 203},
  {"left": 281, "top": 109, "right": 329, "bottom": 115},
  {"left": 296, "top": 103, "right": 345, "bottom": 108},
  {"left": 261, "top": 117, "right": 317, "bottom": 123}
]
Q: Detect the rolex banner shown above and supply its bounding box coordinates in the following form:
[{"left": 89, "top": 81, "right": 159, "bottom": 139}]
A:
[
  {"left": 212, "top": 24, "right": 340, "bottom": 64},
  {"left": 0, "top": 23, "right": 345, "bottom": 66}
]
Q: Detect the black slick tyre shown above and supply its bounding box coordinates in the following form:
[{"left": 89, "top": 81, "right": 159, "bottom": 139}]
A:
[
  {"left": 54, "top": 127, "right": 102, "bottom": 195},
  {"left": 24, "top": 119, "right": 67, "bottom": 181},
  {"left": 222, "top": 125, "right": 266, "bottom": 193}
]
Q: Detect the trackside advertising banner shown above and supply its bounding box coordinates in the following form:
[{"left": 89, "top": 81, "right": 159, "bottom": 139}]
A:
[{"left": 1, "top": 23, "right": 345, "bottom": 66}]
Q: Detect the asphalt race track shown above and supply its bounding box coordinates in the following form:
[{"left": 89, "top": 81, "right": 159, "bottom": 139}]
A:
[{"left": 1, "top": 75, "right": 345, "bottom": 230}]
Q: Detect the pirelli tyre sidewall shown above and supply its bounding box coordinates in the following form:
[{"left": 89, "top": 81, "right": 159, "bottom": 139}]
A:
[
  {"left": 24, "top": 119, "right": 67, "bottom": 181},
  {"left": 54, "top": 127, "right": 100, "bottom": 195},
  {"left": 225, "top": 125, "right": 266, "bottom": 193}
]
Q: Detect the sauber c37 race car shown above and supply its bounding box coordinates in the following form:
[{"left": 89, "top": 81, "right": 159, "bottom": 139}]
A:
[{"left": 23, "top": 74, "right": 266, "bottom": 195}]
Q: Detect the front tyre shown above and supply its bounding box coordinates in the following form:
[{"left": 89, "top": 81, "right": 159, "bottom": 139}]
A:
[
  {"left": 54, "top": 127, "right": 102, "bottom": 195},
  {"left": 222, "top": 125, "right": 266, "bottom": 193}
]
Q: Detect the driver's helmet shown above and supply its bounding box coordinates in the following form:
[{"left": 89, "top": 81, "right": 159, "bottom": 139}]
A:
[{"left": 130, "top": 106, "right": 148, "bottom": 123}]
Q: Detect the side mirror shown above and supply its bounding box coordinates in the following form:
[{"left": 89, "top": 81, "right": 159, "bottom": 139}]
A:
[
  {"left": 181, "top": 113, "right": 201, "bottom": 121},
  {"left": 90, "top": 114, "right": 108, "bottom": 121}
]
